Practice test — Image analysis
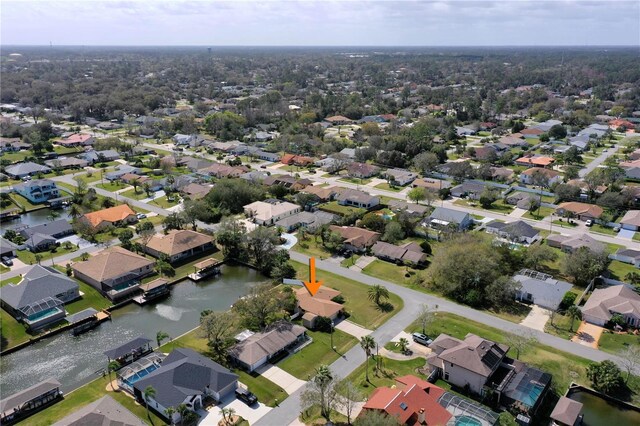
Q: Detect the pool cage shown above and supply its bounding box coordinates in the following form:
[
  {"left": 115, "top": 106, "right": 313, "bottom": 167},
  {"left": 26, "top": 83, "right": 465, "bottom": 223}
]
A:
[
  {"left": 117, "top": 352, "right": 166, "bottom": 393},
  {"left": 439, "top": 392, "right": 499, "bottom": 426},
  {"left": 19, "top": 297, "right": 64, "bottom": 321}
]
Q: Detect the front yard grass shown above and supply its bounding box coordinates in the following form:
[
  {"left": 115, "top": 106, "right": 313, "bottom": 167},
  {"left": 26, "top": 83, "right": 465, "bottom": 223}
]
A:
[
  {"left": 345, "top": 357, "right": 428, "bottom": 397},
  {"left": 95, "top": 181, "right": 129, "bottom": 191},
  {"left": 318, "top": 201, "right": 366, "bottom": 217},
  {"left": 291, "top": 237, "right": 333, "bottom": 259},
  {"left": 151, "top": 195, "right": 181, "bottom": 209},
  {"left": 453, "top": 198, "right": 514, "bottom": 214},
  {"left": 598, "top": 331, "right": 640, "bottom": 354},
  {"left": 16, "top": 244, "right": 79, "bottom": 266},
  {"left": 588, "top": 224, "right": 617, "bottom": 236},
  {"left": 374, "top": 182, "right": 403, "bottom": 192},
  {"left": 279, "top": 328, "right": 358, "bottom": 380},
  {"left": 362, "top": 259, "right": 428, "bottom": 293},
  {"left": 340, "top": 254, "right": 361, "bottom": 268},
  {"left": 523, "top": 206, "right": 555, "bottom": 220},
  {"left": 291, "top": 261, "right": 403, "bottom": 329},
  {"left": 120, "top": 188, "right": 150, "bottom": 201},
  {"left": 338, "top": 176, "right": 372, "bottom": 185}
]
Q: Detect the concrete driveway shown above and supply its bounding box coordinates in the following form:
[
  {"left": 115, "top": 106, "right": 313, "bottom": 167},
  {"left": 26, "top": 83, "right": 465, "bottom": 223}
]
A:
[
  {"left": 571, "top": 322, "right": 603, "bottom": 348},
  {"left": 335, "top": 319, "right": 372, "bottom": 339},
  {"left": 198, "top": 396, "right": 272, "bottom": 426},
  {"left": 255, "top": 365, "right": 306, "bottom": 395},
  {"left": 618, "top": 228, "right": 636, "bottom": 240},
  {"left": 520, "top": 305, "right": 551, "bottom": 332},
  {"left": 278, "top": 233, "right": 298, "bottom": 250}
]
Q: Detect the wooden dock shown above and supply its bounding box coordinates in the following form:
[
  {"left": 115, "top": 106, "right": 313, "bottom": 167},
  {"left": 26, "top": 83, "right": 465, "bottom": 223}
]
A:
[
  {"left": 188, "top": 258, "right": 223, "bottom": 281},
  {"left": 132, "top": 278, "right": 170, "bottom": 305}
]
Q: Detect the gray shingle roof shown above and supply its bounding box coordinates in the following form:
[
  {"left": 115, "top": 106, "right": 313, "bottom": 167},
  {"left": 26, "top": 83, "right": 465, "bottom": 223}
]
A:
[
  {"left": 104, "top": 336, "right": 153, "bottom": 360},
  {"left": 513, "top": 270, "right": 573, "bottom": 310},
  {"left": 20, "top": 219, "right": 73, "bottom": 239},
  {"left": 229, "top": 322, "right": 306, "bottom": 366},
  {"left": 0, "top": 378, "right": 61, "bottom": 414},
  {"left": 52, "top": 395, "right": 146, "bottom": 426},
  {"left": 429, "top": 207, "right": 470, "bottom": 225},
  {"left": 0, "top": 265, "right": 78, "bottom": 311},
  {"left": 5, "top": 162, "right": 51, "bottom": 176},
  {"left": 486, "top": 220, "right": 539, "bottom": 239},
  {"left": 133, "top": 348, "right": 237, "bottom": 408}
]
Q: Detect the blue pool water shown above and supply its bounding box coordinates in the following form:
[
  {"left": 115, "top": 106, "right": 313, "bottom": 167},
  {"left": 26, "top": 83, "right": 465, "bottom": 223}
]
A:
[
  {"left": 123, "top": 364, "right": 159, "bottom": 386},
  {"left": 455, "top": 415, "right": 482, "bottom": 426},
  {"left": 28, "top": 307, "right": 62, "bottom": 322}
]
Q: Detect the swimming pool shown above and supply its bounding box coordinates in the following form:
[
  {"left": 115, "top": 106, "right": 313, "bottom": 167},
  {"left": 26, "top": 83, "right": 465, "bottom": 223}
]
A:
[
  {"left": 122, "top": 363, "right": 159, "bottom": 386},
  {"left": 27, "top": 307, "right": 63, "bottom": 322},
  {"left": 454, "top": 415, "right": 482, "bottom": 426}
]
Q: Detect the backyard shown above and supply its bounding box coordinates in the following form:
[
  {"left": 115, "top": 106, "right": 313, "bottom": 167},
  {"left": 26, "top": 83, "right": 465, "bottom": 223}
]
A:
[
  {"left": 345, "top": 356, "right": 428, "bottom": 397},
  {"left": 318, "top": 201, "right": 366, "bottom": 216}
]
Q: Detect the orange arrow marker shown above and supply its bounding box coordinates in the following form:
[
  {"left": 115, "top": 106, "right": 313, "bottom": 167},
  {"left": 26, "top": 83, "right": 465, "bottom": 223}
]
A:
[{"left": 304, "top": 257, "right": 323, "bottom": 296}]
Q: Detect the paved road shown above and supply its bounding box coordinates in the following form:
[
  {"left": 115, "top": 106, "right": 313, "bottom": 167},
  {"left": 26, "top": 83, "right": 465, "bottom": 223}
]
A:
[
  {"left": 256, "top": 250, "right": 638, "bottom": 425},
  {"left": 579, "top": 144, "right": 620, "bottom": 178}
]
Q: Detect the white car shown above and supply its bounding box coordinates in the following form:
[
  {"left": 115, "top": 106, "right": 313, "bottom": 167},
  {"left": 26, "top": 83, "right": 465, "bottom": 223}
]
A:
[{"left": 585, "top": 219, "right": 593, "bottom": 227}]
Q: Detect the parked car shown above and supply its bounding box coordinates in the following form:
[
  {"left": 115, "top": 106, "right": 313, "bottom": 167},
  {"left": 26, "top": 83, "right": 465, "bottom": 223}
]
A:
[
  {"left": 412, "top": 332, "right": 433, "bottom": 346},
  {"left": 585, "top": 219, "right": 593, "bottom": 227},
  {"left": 614, "top": 226, "right": 621, "bottom": 233},
  {"left": 260, "top": 165, "right": 267, "bottom": 169},
  {"left": 1, "top": 256, "right": 13, "bottom": 266},
  {"left": 235, "top": 387, "right": 258, "bottom": 405},
  {"left": 136, "top": 213, "right": 147, "bottom": 219}
]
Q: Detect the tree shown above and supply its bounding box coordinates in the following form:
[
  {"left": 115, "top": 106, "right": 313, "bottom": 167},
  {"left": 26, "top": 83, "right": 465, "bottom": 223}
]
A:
[
  {"left": 417, "top": 304, "right": 436, "bottom": 335},
  {"left": 163, "top": 212, "right": 185, "bottom": 232},
  {"left": 485, "top": 276, "right": 521, "bottom": 307},
  {"left": 359, "top": 212, "right": 386, "bottom": 233},
  {"left": 335, "top": 379, "right": 363, "bottom": 425},
  {"left": 143, "top": 385, "right": 156, "bottom": 419},
  {"left": 413, "top": 152, "right": 439, "bottom": 176},
  {"left": 200, "top": 311, "right": 234, "bottom": 364},
  {"left": 118, "top": 228, "right": 134, "bottom": 249},
  {"left": 232, "top": 284, "right": 282, "bottom": 330},
  {"left": 164, "top": 406, "right": 176, "bottom": 425},
  {"left": 360, "top": 335, "right": 376, "bottom": 382},
  {"left": 524, "top": 243, "right": 558, "bottom": 270},
  {"left": 478, "top": 188, "right": 498, "bottom": 208},
  {"left": 407, "top": 187, "right": 427, "bottom": 205},
  {"left": 624, "top": 272, "right": 640, "bottom": 285},
  {"left": 301, "top": 365, "right": 339, "bottom": 421},
  {"left": 619, "top": 346, "right": 640, "bottom": 384},
  {"left": 246, "top": 226, "right": 281, "bottom": 272},
  {"left": 511, "top": 121, "right": 525, "bottom": 133},
  {"left": 549, "top": 124, "right": 567, "bottom": 140},
  {"left": 220, "top": 407, "right": 236, "bottom": 426},
  {"left": 554, "top": 183, "right": 581, "bottom": 203},
  {"left": 156, "top": 259, "right": 175, "bottom": 277},
  {"left": 205, "top": 175, "right": 264, "bottom": 214},
  {"left": 106, "top": 360, "right": 120, "bottom": 391},
  {"left": 567, "top": 305, "right": 582, "bottom": 332},
  {"left": 562, "top": 247, "right": 610, "bottom": 286},
  {"left": 587, "top": 360, "right": 623, "bottom": 394},
  {"left": 216, "top": 217, "right": 247, "bottom": 260},
  {"left": 382, "top": 221, "right": 405, "bottom": 244},
  {"left": 142, "top": 182, "right": 152, "bottom": 197},
  {"left": 505, "top": 332, "right": 537, "bottom": 359},
  {"left": 398, "top": 337, "right": 410, "bottom": 354},
  {"left": 156, "top": 330, "right": 170, "bottom": 348},
  {"left": 68, "top": 203, "right": 82, "bottom": 221},
  {"left": 368, "top": 285, "right": 390, "bottom": 306},
  {"left": 131, "top": 179, "right": 140, "bottom": 194},
  {"left": 354, "top": 410, "right": 398, "bottom": 426}
]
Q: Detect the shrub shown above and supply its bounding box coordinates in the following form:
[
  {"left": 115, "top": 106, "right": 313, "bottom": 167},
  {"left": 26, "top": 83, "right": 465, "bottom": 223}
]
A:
[
  {"left": 331, "top": 295, "right": 345, "bottom": 304},
  {"left": 560, "top": 291, "right": 577, "bottom": 310}
]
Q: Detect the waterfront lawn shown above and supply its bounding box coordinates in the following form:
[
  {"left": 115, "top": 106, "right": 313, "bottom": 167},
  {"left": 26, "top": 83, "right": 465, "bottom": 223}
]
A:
[
  {"left": 278, "top": 329, "right": 358, "bottom": 380},
  {"left": 345, "top": 357, "right": 428, "bottom": 397},
  {"left": 319, "top": 201, "right": 366, "bottom": 217},
  {"left": 21, "top": 376, "right": 165, "bottom": 426},
  {"left": 66, "top": 281, "right": 112, "bottom": 314},
  {"left": 291, "top": 261, "right": 403, "bottom": 329},
  {"left": 8, "top": 194, "right": 42, "bottom": 212},
  {"left": 598, "top": 331, "right": 640, "bottom": 354},
  {"left": 0, "top": 309, "right": 31, "bottom": 350}
]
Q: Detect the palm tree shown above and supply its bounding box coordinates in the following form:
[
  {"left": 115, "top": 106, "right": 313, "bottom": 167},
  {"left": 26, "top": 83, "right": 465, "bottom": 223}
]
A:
[
  {"left": 143, "top": 182, "right": 152, "bottom": 197},
  {"left": 368, "top": 285, "right": 390, "bottom": 306},
  {"left": 67, "top": 203, "right": 81, "bottom": 221},
  {"left": 221, "top": 407, "right": 236, "bottom": 425},
  {"left": 143, "top": 386, "right": 156, "bottom": 420},
  {"left": 156, "top": 330, "right": 170, "bottom": 348},
  {"left": 47, "top": 210, "right": 61, "bottom": 222},
  {"left": 132, "top": 179, "right": 140, "bottom": 194},
  {"left": 360, "top": 336, "right": 376, "bottom": 383},
  {"left": 567, "top": 305, "right": 582, "bottom": 332},
  {"left": 398, "top": 337, "right": 410, "bottom": 354},
  {"left": 176, "top": 403, "right": 190, "bottom": 425},
  {"left": 106, "top": 360, "right": 121, "bottom": 390},
  {"left": 314, "top": 365, "right": 334, "bottom": 420},
  {"left": 164, "top": 407, "right": 176, "bottom": 425}
]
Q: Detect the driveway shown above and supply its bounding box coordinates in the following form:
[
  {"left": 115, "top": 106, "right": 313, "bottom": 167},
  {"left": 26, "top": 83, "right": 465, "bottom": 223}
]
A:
[
  {"left": 58, "top": 235, "right": 94, "bottom": 250},
  {"left": 335, "top": 319, "right": 372, "bottom": 340},
  {"left": 349, "top": 255, "right": 375, "bottom": 272},
  {"left": 197, "top": 393, "right": 272, "bottom": 425},
  {"left": 520, "top": 305, "right": 551, "bottom": 332},
  {"left": 618, "top": 228, "right": 636, "bottom": 240},
  {"left": 255, "top": 365, "right": 306, "bottom": 395},
  {"left": 571, "top": 322, "right": 603, "bottom": 348},
  {"left": 278, "top": 233, "right": 298, "bottom": 250}
]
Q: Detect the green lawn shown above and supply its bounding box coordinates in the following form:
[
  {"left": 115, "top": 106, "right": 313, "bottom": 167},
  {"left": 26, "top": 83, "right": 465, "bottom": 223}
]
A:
[
  {"left": 0, "top": 309, "right": 31, "bottom": 350},
  {"left": 8, "top": 194, "right": 43, "bottom": 212},
  {"left": 453, "top": 198, "right": 514, "bottom": 214},
  {"left": 362, "top": 259, "right": 427, "bottom": 293},
  {"left": 66, "top": 281, "right": 112, "bottom": 314},
  {"left": 16, "top": 244, "right": 79, "bottom": 266},
  {"left": 598, "top": 331, "right": 640, "bottom": 354},
  {"left": 95, "top": 181, "right": 129, "bottom": 191},
  {"left": 608, "top": 260, "right": 638, "bottom": 282},
  {"left": 374, "top": 182, "right": 403, "bottom": 192},
  {"left": 279, "top": 328, "right": 358, "bottom": 379},
  {"left": 291, "top": 261, "right": 403, "bottom": 329},
  {"left": 523, "top": 206, "right": 555, "bottom": 220},
  {"left": 318, "top": 201, "right": 366, "bottom": 217},
  {"left": 340, "top": 254, "right": 361, "bottom": 268},
  {"left": 552, "top": 219, "right": 578, "bottom": 228},
  {"left": 0, "top": 151, "right": 29, "bottom": 162},
  {"left": 120, "top": 188, "right": 150, "bottom": 201},
  {"left": 633, "top": 233, "right": 640, "bottom": 242},
  {"left": 338, "top": 176, "right": 373, "bottom": 185},
  {"left": 291, "top": 237, "right": 333, "bottom": 259},
  {"left": 151, "top": 195, "right": 181, "bottom": 209},
  {"left": 588, "top": 224, "right": 617, "bottom": 236},
  {"left": 20, "top": 377, "right": 165, "bottom": 426},
  {"left": 345, "top": 356, "right": 428, "bottom": 397}
]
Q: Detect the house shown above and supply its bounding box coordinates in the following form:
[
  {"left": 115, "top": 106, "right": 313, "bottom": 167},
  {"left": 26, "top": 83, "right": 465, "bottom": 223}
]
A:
[
  {"left": 80, "top": 150, "right": 120, "bottom": 165},
  {"left": 244, "top": 200, "right": 301, "bottom": 226},
  {"left": 0, "top": 237, "right": 18, "bottom": 259},
  {"left": 105, "top": 166, "right": 141, "bottom": 181},
  {"left": 520, "top": 128, "right": 544, "bottom": 138},
  {"left": 5, "top": 162, "right": 51, "bottom": 179},
  {"left": 385, "top": 168, "right": 417, "bottom": 186},
  {"left": 515, "top": 156, "right": 555, "bottom": 168},
  {"left": 229, "top": 322, "right": 307, "bottom": 372},
  {"left": 498, "top": 136, "right": 528, "bottom": 148},
  {"left": 427, "top": 207, "right": 472, "bottom": 230},
  {"left": 133, "top": 348, "right": 238, "bottom": 423},
  {"left": 620, "top": 210, "right": 640, "bottom": 231},
  {"left": 120, "top": 173, "right": 150, "bottom": 185},
  {"left": 456, "top": 126, "right": 476, "bottom": 136},
  {"left": 556, "top": 202, "right": 603, "bottom": 221},
  {"left": 582, "top": 285, "right": 640, "bottom": 327},
  {"left": 485, "top": 220, "right": 540, "bottom": 244},
  {"left": 361, "top": 375, "right": 452, "bottom": 426},
  {"left": 387, "top": 199, "right": 429, "bottom": 217},
  {"left": 44, "top": 157, "right": 89, "bottom": 170},
  {"left": 280, "top": 154, "right": 314, "bottom": 167},
  {"left": 295, "top": 286, "right": 344, "bottom": 329},
  {"left": 274, "top": 211, "right": 337, "bottom": 232},
  {"left": 550, "top": 396, "right": 584, "bottom": 426},
  {"left": 427, "top": 333, "right": 509, "bottom": 395},
  {"left": 172, "top": 133, "right": 196, "bottom": 146},
  {"left": 450, "top": 181, "right": 487, "bottom": 199},
  {"left": 335, "top": 188, "right": 380, "bottom": 209},
  {"left": 0, "top": 265, "right": 79, "bottom": 330},
  {"left": 505, "top": 191, "right": 538, "bottom": 209},
  {"left": 513, "top": 269, "right": 573, "bottom": 310},
  {"left": 80, "top": 204, "right": 138, "bottom": 230},
  {"left": 372, "top": 241, "right": 427, "bottom": 265},
  {"left": 0, "top": 137, "right": 29, "bottom": 152},
  {"left": 412, "top": 178, "right": 452, "bottom": 193},
  {"left": 0, "top": 378, "right": 63, "bottom": 426},
  {"left": 72, "top": 247, "right": 155, "bottom": 300},
  {"left": 609, "top": 119, "right": 635, "bottom": 130},
  {"left": 180, "top": 182, "right": 211, "bottom": 200},
  {"left": 534, "top": 119, "right": 563, "bottom": 132},
  {"left": 51, "top": 395, "right": 146, "bottom": 426},
  {"left": 13, "top": 179, "right": 60, "bottom": 203},
  {"left": 19, "top": 219, "right": 74, "bottom": 252},
  {"left": 470, "top": 145, "right": 501, "bottom": 161},
  {"left": 610, "top": 248, "right": 640, "bottom": 267},
  {"left": 347, "top": 162, "right": 380, "bottom": 179},
  {"left": 56, "top": 133, "right": 94, "bottom": 147},
  {"left": 302, "top": 185, "right": 339, "bottom": 202},
  {"left": 546, "top": 233, "right": 605, "bottom": 253},
  {"left": 199, "top": 163, "right": 248, "bottom": 178},
  {"left": 144, "top": 230, "right": 215, "bottom": 263},
  {"left": 328, "top": 225, "right": 380, "bottom": 252},
  {"left": 520, "top": 168, "right": 562, "bottom": 186},
  {"left": 324, "top": 115, "right": 353, "bottom": 125}
]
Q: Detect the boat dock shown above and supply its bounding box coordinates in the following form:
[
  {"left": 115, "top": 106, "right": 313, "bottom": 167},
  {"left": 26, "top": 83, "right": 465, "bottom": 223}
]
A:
[
  {"left": 132, "top": 278, "right": 170, "bottom": 305},
  {"left": 188, "top": 258, "right": 223, "bottom": 281},
  {"left": 67, "top": 308, "right": 111, "bottom": 336}
]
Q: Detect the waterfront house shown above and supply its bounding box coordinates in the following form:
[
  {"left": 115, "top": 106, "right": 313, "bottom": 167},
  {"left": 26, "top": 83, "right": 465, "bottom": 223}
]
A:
[
  {"left": 513, "top": 269, "right": 573, "bottom": 310},
  {"left": 581, "top": 285, "right": 640, "bottom": 327},
  {"left": 0, "top": 265, "right": 79, "bottom": 330},
  {"left": 0, "top": 237, "right": 18, "bottom": 259},
  {"left": 19, "top": 219, "right": 74, "bottom": 252},
  {"left": 229, "top": 322, "right": 307, "bottom": 372},
  {"left": 133, "top": 348, "right": 238, "bottom": 423},
  {"left": 72, "top": 246, "right": 155, "bottom": 301},
  {"left": 426, "top": 207, "right": 472, "bottom": 230},
  {"left": 104, "top": 336, "right": 154, "bottom": 366},
  {"left": 5, "top": 162, "right": 51, "bottom": 179},
  {"left": 0, "top": 378, "right": 63, "bottom": 426},
  {"left": 80, "top": 204, "right": 138, "bottom": 230},
  {"left": 328, "top": 225, "right": 380, "bottom": 252},
  {"left": 335, "top": 188, "right": 380, "bottom": 209},
  {"left": 550, "top": 396, "right": 584, "bottom": 426},
  {"left": 295, "top": 286, "right": 343, "bottom": 329},
  {"left": 13, "top": 179, "right": 60, "bottom": 204},
  {"left": 144, "top": 229, "right": 215, "bottom": 264},
  {"left": 51, "top": 395, "right": 146, "bottom": 426},
  {"left": 243, "top": 199, "right": 301, "bottom": 226}
]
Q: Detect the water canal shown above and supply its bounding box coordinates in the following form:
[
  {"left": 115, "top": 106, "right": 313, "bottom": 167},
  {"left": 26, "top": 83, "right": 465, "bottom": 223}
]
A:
[
  {"left": 4, "top": 208, "right": 72, "bottom": 229},
  {"left": 0, "top": 265, "right": 267, "bottom": 396}
]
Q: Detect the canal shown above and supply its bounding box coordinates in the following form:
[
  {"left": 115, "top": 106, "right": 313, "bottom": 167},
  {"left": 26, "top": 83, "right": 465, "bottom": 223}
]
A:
[
  {"left": 0, "top": 265, "right": 268, "bottom": 396},
  {"left": 5, "top": 208, "right": 72, "bottom": 230}
]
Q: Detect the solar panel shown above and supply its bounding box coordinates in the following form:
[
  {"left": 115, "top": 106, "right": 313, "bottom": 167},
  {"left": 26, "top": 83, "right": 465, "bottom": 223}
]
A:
[{"left": 399, "top": 402, "right": 408, "bottom": 410}]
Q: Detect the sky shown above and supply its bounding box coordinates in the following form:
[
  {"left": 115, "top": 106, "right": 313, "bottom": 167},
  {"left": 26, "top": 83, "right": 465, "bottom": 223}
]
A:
[{"left": 1, "top": 0, "right": 639, "bottom": 46}]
